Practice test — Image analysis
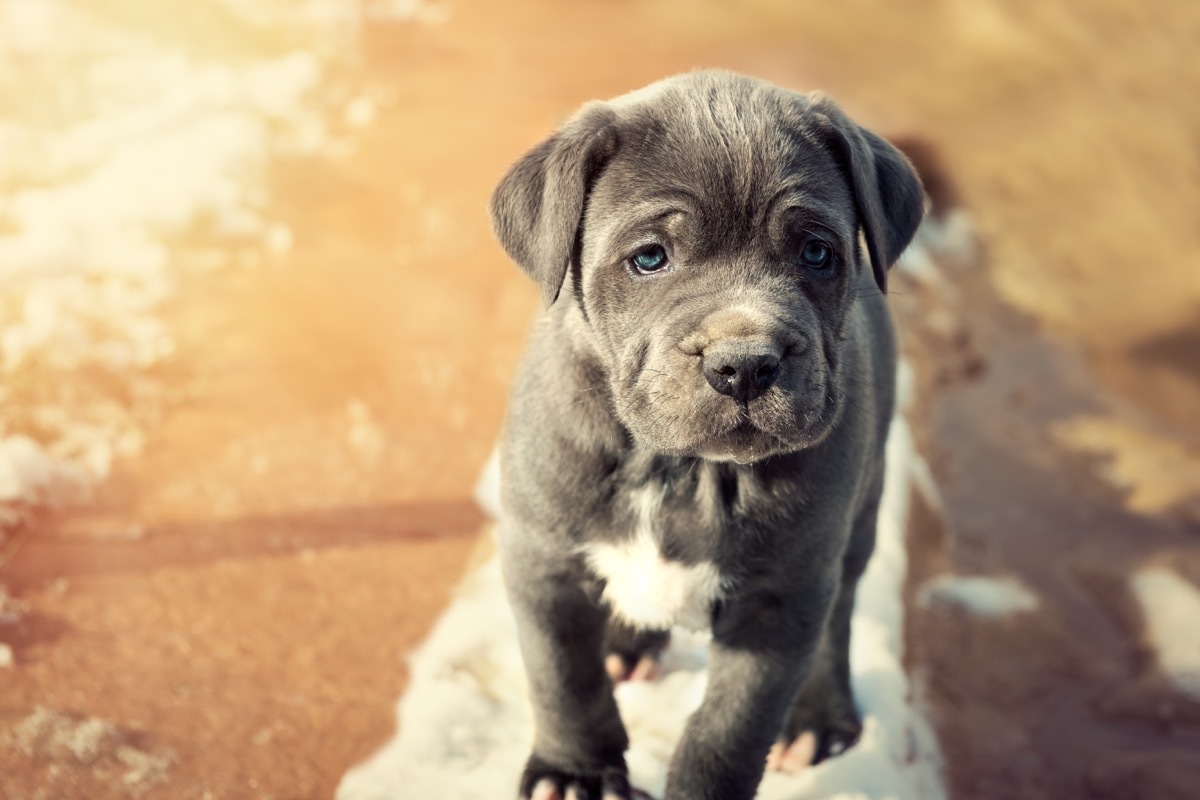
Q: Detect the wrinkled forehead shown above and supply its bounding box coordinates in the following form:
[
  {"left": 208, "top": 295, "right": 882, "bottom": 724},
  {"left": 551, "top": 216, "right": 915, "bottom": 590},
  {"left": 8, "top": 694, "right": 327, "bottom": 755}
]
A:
[{"left": 591, "top": 86, "right": 857, "bottom": 250}]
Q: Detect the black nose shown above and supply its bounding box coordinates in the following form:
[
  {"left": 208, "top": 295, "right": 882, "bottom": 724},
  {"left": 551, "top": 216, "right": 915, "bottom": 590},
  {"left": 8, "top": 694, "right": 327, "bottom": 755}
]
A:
[{"left": 702, "top": 343, "right": 781, "bottom": 404}]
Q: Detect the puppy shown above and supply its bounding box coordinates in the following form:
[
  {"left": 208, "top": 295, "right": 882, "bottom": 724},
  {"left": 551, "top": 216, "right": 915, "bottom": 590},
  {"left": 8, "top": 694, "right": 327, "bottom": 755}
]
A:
[{"left": 489, "top": 70, "right": 924, "bottom": 800}]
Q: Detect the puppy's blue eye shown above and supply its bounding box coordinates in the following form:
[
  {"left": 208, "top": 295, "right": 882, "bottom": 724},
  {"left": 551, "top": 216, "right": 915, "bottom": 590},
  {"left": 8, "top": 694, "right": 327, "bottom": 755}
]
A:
[
  {"left": 800, "top": 240, "right": 832, "bottom": 270},
  {"left": 630, "top": 244, "right": 669, "bottom": 274}
]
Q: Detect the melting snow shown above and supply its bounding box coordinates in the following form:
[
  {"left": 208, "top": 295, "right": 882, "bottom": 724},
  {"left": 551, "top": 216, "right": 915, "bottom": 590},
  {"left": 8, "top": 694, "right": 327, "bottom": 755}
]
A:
[
  {"left": 1130, "top": 566, "right": 1200, "bottom": 700},
  {"left": 918, "top": 575, "right": 1039, "bottom": 618},
  {"left": 0, "top": 0, "right": 344, "bottom": 530}
]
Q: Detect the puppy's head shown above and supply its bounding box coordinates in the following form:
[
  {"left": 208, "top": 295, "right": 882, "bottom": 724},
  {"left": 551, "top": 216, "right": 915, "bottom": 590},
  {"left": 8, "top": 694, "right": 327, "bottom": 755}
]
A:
[{"left": 491, "top": 71, "right": 924, "bottom": 463}]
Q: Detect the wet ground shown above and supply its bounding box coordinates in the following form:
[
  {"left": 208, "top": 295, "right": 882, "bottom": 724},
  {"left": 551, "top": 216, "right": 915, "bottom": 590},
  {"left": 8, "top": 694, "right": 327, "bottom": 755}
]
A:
[{"left": 1, "top": 1, "right": 1198, "bottom": 798}]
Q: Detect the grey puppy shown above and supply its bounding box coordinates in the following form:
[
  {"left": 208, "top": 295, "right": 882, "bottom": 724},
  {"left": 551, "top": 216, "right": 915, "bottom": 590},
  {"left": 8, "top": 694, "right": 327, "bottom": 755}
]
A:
[{"left": 489, "top": 70, "right": 924, "bottom": 800}]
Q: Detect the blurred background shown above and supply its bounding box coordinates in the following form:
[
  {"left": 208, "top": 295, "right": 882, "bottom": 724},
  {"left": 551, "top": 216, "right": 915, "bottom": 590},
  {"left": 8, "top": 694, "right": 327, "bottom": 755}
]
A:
[{"left": 0, "top": 0, "right": 1197, "bottom": 798}]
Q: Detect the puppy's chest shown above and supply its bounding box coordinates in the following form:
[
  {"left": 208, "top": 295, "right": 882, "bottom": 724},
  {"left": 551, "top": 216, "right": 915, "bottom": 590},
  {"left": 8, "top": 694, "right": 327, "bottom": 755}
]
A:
[{"left": 583, "top": 483, "right": 732, "bottom": 632}]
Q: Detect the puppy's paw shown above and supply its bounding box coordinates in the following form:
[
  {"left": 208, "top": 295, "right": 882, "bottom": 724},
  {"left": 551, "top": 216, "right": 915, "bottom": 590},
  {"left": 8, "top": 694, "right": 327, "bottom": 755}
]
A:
[
  {"left": 766, "top": 731, "right": 817, "bottom": 774},
  {"left": 605, "top": 652, "right": 661, "bottom": 683},
  {"left": 604, "top": 622, "right": 669, "bottom": 684},
  {"left": 765, "top": 721, "right": 862, "bottom": 774},
  {"left": 519, "top": 754, "right": 634, "bottom": 800},
  {"left": 777, "top": 657, "right": 864, "bottom": 770}
]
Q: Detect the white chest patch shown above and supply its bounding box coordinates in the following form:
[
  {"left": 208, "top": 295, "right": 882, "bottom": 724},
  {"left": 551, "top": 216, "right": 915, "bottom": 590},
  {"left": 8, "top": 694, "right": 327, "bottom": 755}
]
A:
[{"left": 583, "top": 487, "right": 727, "bottom": 631}]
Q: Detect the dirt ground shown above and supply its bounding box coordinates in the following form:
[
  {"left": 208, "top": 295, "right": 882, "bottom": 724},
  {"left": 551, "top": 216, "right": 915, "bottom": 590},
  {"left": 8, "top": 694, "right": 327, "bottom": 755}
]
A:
[{"left": 2, "top": 1, "right": 1198, "bottom": 798}]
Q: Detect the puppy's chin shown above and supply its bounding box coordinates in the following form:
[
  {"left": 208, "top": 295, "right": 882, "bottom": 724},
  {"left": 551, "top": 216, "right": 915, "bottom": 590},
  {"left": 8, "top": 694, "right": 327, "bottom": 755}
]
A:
[
  {"left": 621, "top": 416, "right": 777, "bottom": 463},
  {"left": 615, "top": 380, "right": 843, "bottom": 462},
  {"left": 626, "top": 402, "right": 839, "bottom": 464},
  {"left": 695, "top": 417, "right": 838, "bottom": 464},
  {"left": 694, "top": 423, "right": 789, "bottom": 465}
]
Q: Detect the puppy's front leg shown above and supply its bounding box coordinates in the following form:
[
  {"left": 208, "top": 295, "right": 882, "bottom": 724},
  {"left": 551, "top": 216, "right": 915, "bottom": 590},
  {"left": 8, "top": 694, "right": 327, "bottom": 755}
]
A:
[
  {"left": 665, "top": 581, "right": 837, "bottom": 800},
  {"left": 502, "top": 545, "right": 632, "bottom": 800}
]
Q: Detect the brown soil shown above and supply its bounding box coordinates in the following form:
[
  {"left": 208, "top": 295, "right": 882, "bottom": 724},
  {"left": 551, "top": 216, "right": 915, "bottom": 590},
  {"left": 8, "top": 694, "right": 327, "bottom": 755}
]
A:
[{"left": 2, "top": 1, "right": 1198, "bottom": 799}]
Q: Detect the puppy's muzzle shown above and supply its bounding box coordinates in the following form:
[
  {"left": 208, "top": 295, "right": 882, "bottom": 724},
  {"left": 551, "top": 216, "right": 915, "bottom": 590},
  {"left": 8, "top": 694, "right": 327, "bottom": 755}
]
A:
[{"left": 702, "top": 341, "right": 782, "bottom": 404}]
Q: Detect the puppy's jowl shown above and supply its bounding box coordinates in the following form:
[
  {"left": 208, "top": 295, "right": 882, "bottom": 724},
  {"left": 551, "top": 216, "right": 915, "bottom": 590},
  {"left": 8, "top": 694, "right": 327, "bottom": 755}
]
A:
[{"left": 490, "top": 71, "right": 924, "bottom": 800}]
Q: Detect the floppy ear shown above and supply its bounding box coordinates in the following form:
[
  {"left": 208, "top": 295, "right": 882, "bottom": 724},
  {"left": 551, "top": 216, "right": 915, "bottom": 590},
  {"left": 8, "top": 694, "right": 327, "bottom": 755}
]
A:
[
  {"left": 810, "top": 97, "right": 926, "bottom": 293},
  {"left": 489, "top": 104, "right": 619, "bottom": 307}
]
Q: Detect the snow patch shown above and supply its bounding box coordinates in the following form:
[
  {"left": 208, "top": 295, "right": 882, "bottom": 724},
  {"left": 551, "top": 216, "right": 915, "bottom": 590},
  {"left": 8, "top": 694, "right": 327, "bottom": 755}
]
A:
[
  {"left": 898, "top": 208, "right": 979, "bottom": 285},
  {"left": 918, "top": 574, "right": 1039, "bottom": 618},
  {"left": 897, "top": 241, "right": 941, "bottom": 284},
  {"left": 1129, "top": 566, "right": 1200, "bottom": 699},
  {"left": 2, "top": 707, "right": 171, "bottom": 787},
  {"left": 473, "top": 447, "right": 503, "bottom": 520},
  {"left": 338, "top": 362, "right": 945, "bottom": 800},
  {"left": 0, "top": 584, "right": 29, "bottom": 624},
  {"left": 0, "top": 435, "right": 85, "bottom": 507}
]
